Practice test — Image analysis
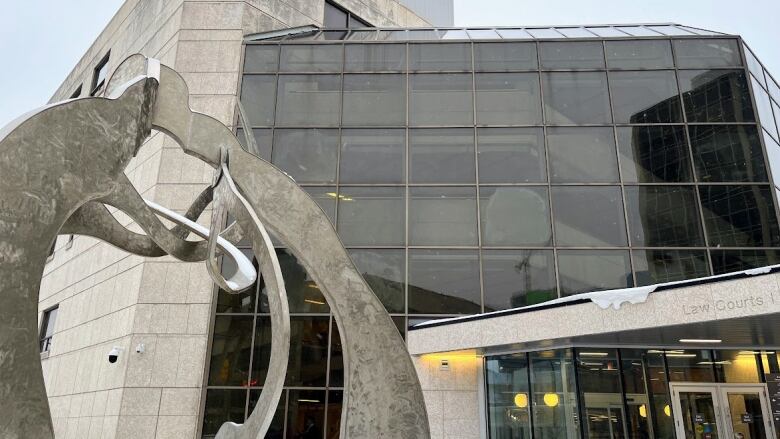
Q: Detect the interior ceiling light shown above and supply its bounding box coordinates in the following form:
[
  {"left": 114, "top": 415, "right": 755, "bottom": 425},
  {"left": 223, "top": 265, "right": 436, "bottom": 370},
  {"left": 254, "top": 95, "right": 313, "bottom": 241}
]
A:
[{"left": 679, "top": 339, "right": 722, "bottom": 343}]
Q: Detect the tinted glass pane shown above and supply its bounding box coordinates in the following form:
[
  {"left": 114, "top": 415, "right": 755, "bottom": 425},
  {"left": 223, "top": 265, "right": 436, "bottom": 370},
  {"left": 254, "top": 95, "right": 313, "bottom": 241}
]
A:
[
  {"left": 409, "top": 186, "right": 478, "bottom": 245},
  {"left": 273, "top": 249, "right": 330, "bottom": 313},
  {"left": 208, "top": 315, "right": 253, "bottom": 386},
  {"left": 474, "top": 42, "right": 537, "bottom": 71},
  {"left": 553, "top": 186, "right": 627, "bottom": 246},
  {"left": 558, "top": 250, "right": 633, "bottom": 295},
  {"left": 286, "top": 390, "right": 326, "bottom": 438},
  {"left": 768, "top": 77, "right": 780, "bottom": 103},
  {"left": 337, "top": 187, "right": 405, "bottom": 246},
  {"left": 409, "top": 128, "right": 475, "bottom": 183},
  {"left": 526, "top": 28, "right": 563, "bottom": 39},
  {"left": 605, "top": 40, "right": 674, "bottom": 69},
  {"left": 249, "top": 389, "right": 285, "bottom": 438},
  {"left": 345, "top": 44, "right": 405, "bottom": 71},
  {"left": 711, "top": 249, "right": 780, "bottom": 274},
  {"left": 244, "top": 45, "right": 279, "bottom": 72},
  {"left": 475, "top": 73, "right": 542, "bottom": 125},
  {"left": 763, "top": 130, "right": 780, "bottom": 187},
  {"left": 625, "top": 186, "right": 704, "bottom": 247},
  {"left": 576, "top": 349, "right": 628, "bottom": 439},
  {"left": 408, "top": 249, "right": 481, "bottom": 314},
  {"left": 235, "top": 128, "right": 272, "bottom": 160},
  {"left": 620, "top": 349, "right": 675, "bottom": 438},
  {"left": 667, "top": 350, "right": 716, "bottom": 382},
  {"left": 342, "top": 74, "right": 405, "bottom": 126},
  {"left": 689, "top": 125, "right": 768, "bottom": 182},
  {"left": 699, "top": 185, "right": 780, "bottom": 247},
  {"left": 752, "top": 77, "right": 780, "bottom": 141},
  {"left": 480, "top": 186, "right": 551, "bottom": 246},
  {"left": 482, "top": 250, "right": 556, "bottom": 311},
  {"left": 202, "top": 389, "right": 247, "bottom": 436},
  {"left": 280, "top": 44, "right": 343, "bottom": 72},
  {"left": 324, "top": 2, "right": 347, "bottom": 27},
  {"left": 477, "top": 127, "right": 546, "bottom": 183},
  {"left": 276, "top": 75, "right": 341, "bottom": 126},
  {"left": 250, "top": 317, "right": 271, "bottom": 386},
  {"left": 409, "top": 74, "right": 474, "bottom": 125},
  {"left": 539, "top": 42, "right": 605, "bottom": 69},
  {"left": 609, "top": 70, "right": 682, "bottom": 123},
  {"left": 339, "top": 129, "right": 405, "bottom": 184},
  {"left": 674, "top": 39, "right": 742, "bottom": 68},
  {"left": 530, "top": 350, "right": 581, "bottom": 438},
  {"left": 348, "top": 249, "right": 405, "bottom": 313},
  {"left": 272, "top": 129, "right": 338, "bottom": 183},
  {"left": 617, "top": 125, "right": 692, "bottom": 183},
  {"left": 329, "top": 321, "right": 343, "bottom": 387},
  {"left": 679, "top": 70, "right": 755, "bottom": 123},
  {"left": 486, "top": 354, "right": 532, "bottom": 438},
  {"left": 409, "top": 43, "right": 471, "bottom": 70},
  {"left": 543, "top": 72, "right": 612, "bottom": 124},
  {"left": 633, "top": 249, "right": 710, "bottom": 286},
  {"left": 286, "top": 317, "right": 329, "bottom": 387},
  {"left": 547, "top": 127, "right": 619, "bottom": 183},
  {"left": 240, "top": 75, "right": 276, "bottom": 126}
]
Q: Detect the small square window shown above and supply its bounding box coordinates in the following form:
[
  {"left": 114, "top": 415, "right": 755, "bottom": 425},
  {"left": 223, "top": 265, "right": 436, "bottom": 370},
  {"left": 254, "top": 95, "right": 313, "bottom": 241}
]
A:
[
  {"left": 90, "top": 52, "right": 110, "bottom": 96},
  {"left": 39, "top": 306, "right": 59, "bottom": 354}
]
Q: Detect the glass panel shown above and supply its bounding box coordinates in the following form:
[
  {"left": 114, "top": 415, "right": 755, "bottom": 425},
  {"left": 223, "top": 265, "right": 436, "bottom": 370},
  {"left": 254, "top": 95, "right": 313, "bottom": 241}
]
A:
[
  {"left": 208, "top": 315, "right": 253, "bottom": 386},
  {"left": 276, "top": 75, "right": 341, "bottom": 126},
  {"left": 526, "top": 28, "right": 564, "bottom": 39},
  {"left": 482, "top": 250, "right": 556, "bottom": 311},
  {"left": 376, "top": 30, "right": 408, "bottom": 41},
  {"left": 240, "top": 75, "right": 276, "bottom": 126},
  {"left": 556, "top": 27, "right": 597, "bottom": 38},
  {"left": 303, "top": 187, "right": 337, "bottom": 225},
  {"left": 486, "top": 354, "right": 532, "bottom": 438},
  {"left": 552, "top": 186, "right": 627, "bottom": 246},
  {"left": 667, "top": 350, "right": 716, "bottom": 382},
  {"left": 547, "top": 127, "right": 619, "bottom": 183},
  {"left": 474, "top": 42, "right": 538, "bottom": 71},
  {"left": 633, "top": 250, "right": 710, "bottom": 286},
  {"left": 689, "top": 125, "right": 767, "bottom": 182},
  {"left": 767, "top": 77, "right": 780, "bottom": 103},
  {"left": 647, "top": 25, "right": 695, "bottom": 36},
  {"left": 614, "top": 26, "right": 662, "bottom": 37},
  {"left": 406, "top": 29, "right": 440, "bottom": 40},
  {"left": 558, "top": 250, "right": 633, "bottom": 295},
  {"left": 279, "top": 44, "right": 343, "bottom": 72},
  {"left": 409, "top": 73, "right": 474, "bottom": 126},
  {"left": 679, "top": 70, "right": 755, "bottom": 123},
  {"left": 249, "top": 389, "right": 285, "bottom": 438},
  {"left": 530, "top": 349, "right": 581, "bottom": 438},
  {"left": 724, "top": 391, "right": 769, "bottom": 439},
  {"left": 440, "top": 29, "right": 469, "bottom": 40},
  {"left": 467, "top": 29, "right": 500, "bottom": 39},
  {"left": 409, "top": 186, "right": 478, "bottom": 245},
  {"left": 699, "top": 185, "right": 780, "bottom": 247},
  {"left": 202, "top": 389, "right": 247, "bottom": 436},
  {"left": 329, "top": 320, "right": 343, "bottom": 387},
  {"left": 409, "top": 43, "right": 471, "bottom": 70},
  {"left": 244, "top": 45, "right": 279, "bottom": 72},
  {"left": 762, "top": 129, "right": 780, "bottom": 187},
  {"left": 674, "top": 39, "right": 742, "bottom": 68},
  {"left": 605, "top": 40, "right": 674, "bottom": 69},
  {"left": 324, "top": 2, "right": 347, "bottom": 27},
  {"left": 587, "top": 27, "right": 629, "bottom": 37},
  {"left": 609, "top": 70, "right": 683, "bottom": 124},
  {"left": 346, "top": 30, "right": 378, "bottom": 41},
  {"left": 542, "top": 72, "right": 612, "bottom": 124},
  {"left": 408, "top": 249, "right": 481, "bottom": 314},
  {"left": 326, "top": 390, "right": 343, "bottom": 439},
  {"left": 342, "top": 74, "right": 405, "bottom": 126},
  {"left": 337, "top": 187, "right": 405, "bottom": 246},
  {"left": 496, "top": 28, "right": 533, "bottom": 39},
  {"left": 617, "top": 125, "right": 693, "bottom": 183},
  {"left": 477, "top": 127, "right": 546, "bottom": 183},
  {"left": 475, "top": 73, "right": 542, "bottom": 125},
  {"left": 714, "top": 350, "right": 761, "bottom": 383},
  {"left": 677, "top": 391, "right": 722, "bottom": 438},
  {"left": 339, "top": 129, "right": 405, "bottom": 184},
  {"left": 286, "top": 317, "right": 329, "bottom": 387},
  {"left": 217, "top": 250, "right": 257, "bottom": 313},
  {"left": 624, "top": 186, "right": 704, "bottom": 246},
  {"left": 480, "top": 186, "right": 552, "bottom": 246},
  {"left": 711, "top": 249, "right": 780, "bottom": 274},
  {"left": 235, "top": 128, "right": 272, "bottom": 160},
  {"left": 272, "top": 129, "right": 339, "bottom": 183},
  {"left": 348, "top": 249, "right": 405, "bottom": 313},
  {"left": 270, "top": 249, "right": 330, "bottom": 313},
  {"left": 620, "top": 349, "right": 675, "bottom": 438},
  {"left": 576, "top": 349, "right": 628, "bottom": 439},
  {"left": 409, "top": 128, "right": 475, "bottom": 183},
  {"left": 539, "top": 41, "right": 605, "bottom": 69},
  {"left": 286, "top": 390, "right": 326, "bottom": 438},
  {"left": 250, "top": 316, "right": 271, "bottom": 387},
  {"left": 345, "top": 44, "right": 405, "bottom": 71},
  {"left": 752, "top": 77, "right": 780, "bottom": 141},
  {"left": 745, "top": 48, "right": 766, "bottom": 86}
]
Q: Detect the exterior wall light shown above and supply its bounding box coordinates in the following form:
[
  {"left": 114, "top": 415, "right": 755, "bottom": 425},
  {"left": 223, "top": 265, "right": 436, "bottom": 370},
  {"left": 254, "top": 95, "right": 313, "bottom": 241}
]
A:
[
  {"left": 639, "top": 404, "right": 647, "bottom": 418},
  {"left": 513, "top": 393, "right": 528, "bottom": 408},
  {"left": 543, "top": 393, "right": 559, "bottom": 407},
  {"left": 664, "top": 404, "right": 671, "bottom": 417}
]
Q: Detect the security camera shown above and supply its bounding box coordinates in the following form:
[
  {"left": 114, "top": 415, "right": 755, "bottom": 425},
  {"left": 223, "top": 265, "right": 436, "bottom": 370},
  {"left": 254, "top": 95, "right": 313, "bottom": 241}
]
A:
[{"left": 108, "top": 346, "right": 123, "bottom": 364}]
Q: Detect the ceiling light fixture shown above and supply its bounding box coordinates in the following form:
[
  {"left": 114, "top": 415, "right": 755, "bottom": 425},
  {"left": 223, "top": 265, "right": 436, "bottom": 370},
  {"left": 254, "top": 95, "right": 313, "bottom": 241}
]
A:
[{"left": 679, "top": 339, "right": 721, "bottom": 344}]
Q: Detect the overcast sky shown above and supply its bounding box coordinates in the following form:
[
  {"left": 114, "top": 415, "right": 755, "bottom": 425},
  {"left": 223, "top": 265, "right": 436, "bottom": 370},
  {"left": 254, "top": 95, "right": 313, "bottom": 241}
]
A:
[{"left": 0, "top": 0, "right": 778, "bottom": 127}]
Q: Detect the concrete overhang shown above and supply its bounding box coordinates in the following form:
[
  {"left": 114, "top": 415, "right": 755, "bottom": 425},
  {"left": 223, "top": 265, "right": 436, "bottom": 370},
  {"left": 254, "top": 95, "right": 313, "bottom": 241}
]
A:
[{"left": 408, "top": 266, "right": 780, "bottom": 356}]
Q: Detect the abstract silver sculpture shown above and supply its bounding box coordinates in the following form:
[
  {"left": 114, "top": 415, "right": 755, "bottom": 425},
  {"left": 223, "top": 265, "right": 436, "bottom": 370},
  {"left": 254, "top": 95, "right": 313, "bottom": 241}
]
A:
[{"left": 0, "top": 55, "right": 429, "bottom": 439}]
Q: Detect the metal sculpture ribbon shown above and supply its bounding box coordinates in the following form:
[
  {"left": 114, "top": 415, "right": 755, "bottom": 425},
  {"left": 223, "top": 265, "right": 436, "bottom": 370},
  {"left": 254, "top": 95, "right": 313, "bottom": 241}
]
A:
[{"left": 0, "top": 55, "right": 429, "bottom": 438}]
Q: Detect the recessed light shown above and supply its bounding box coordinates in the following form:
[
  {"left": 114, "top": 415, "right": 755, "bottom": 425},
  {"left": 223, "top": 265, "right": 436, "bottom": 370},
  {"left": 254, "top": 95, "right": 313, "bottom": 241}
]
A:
[
  {"left": 679, "top": 339, "right": 721, "bottom": 344},
  {"left": 579, "top": 352, "right": 609, "bottom": 357}
]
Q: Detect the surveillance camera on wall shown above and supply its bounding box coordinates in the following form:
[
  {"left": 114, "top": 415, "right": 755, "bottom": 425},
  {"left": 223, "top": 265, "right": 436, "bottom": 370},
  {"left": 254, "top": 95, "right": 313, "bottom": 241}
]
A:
[{"left": 108, "top": 346, "right": 122, "bottom": 363}]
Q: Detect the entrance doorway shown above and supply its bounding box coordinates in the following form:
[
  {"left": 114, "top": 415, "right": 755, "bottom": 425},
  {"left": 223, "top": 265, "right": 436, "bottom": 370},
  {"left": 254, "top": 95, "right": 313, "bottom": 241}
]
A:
[{"left": 670, "top": 383, "right": 776, "bottom": 438}]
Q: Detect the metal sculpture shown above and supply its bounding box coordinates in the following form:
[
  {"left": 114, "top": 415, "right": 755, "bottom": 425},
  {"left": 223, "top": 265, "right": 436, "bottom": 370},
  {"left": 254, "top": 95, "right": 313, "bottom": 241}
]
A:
[{"left": 0, "top": 55, "right": 429, "bottom": 438}]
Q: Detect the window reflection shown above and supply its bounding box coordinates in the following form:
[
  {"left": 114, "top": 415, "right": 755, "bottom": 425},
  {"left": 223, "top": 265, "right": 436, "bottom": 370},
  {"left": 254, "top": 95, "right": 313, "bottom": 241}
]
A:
[
  {"left": 410, "top": 73, "right": 474, "bottom": 125},
  {"left": 272, "top": 129, "right": 339, "bottom": 183},
  {"left": 286, "top": 317, "right": 330, "bottom": 387},
  {"left": 286, "top": 389, "right": 326, "bottom": 438},
  {"left": 714, "top": 350, "right": 761, "bottom": 383},
  {"left": 280, "top": 44, "right": 343, "bottom": 72},
  {"left": 345, "top": 44, "right": 405, "bottom": 71},
  {"left": 260, "top": 249, "right": 330, "bottom": 313},
  {"left": 605, "top": 40, "right": 674, "bottom": 69},
  {"left": 475, "top": 73, "right": 542, "bottom": 125},
  {"left": 620, "top": 349, "right": 675, "bottom": 438},
  {"left": 624, "top": 186, "right": 704, "bottom": 247},
  {"left": 337, "top": 187, "right": 405, "bottom": 246},
  {"left": 609, "top": 71, "right": 682, "bottom": 124},
  {"left": 616, "top": 126, "right": 692, "bottom": 183},
  {"left": 666, "top": 350, "right": 716, "bottom": 382},
  {"left": 482, "top": 250, "right": 556, "bottom": 311},
  {"left": 276, "top": 75, "right": 341, "bottom": 126},
  {"left": 348, "top": 249, "right": 405, "bottom": 313},
  {"left": 558, "top": 250, "right": 633, "bottom": 295},
  {"left": 474, "top": 42, "right": 538, "bottom": 71},
  {"left": 710, "top": 249, "right": 780, "bottom": 275},
  {"left": 477, "top": 128, "right": 546, "bottom": 183},
  {"left": 409, "top": 43, "right": 471, "bottom": 71},
  {"left": 689, "top": 125, "right": 767, "bottom": 182},
  {"left": 202, "top": 389, "right": 247, "bottom": 436},
  {"left": 408, "top": 249, "right": 481, "bottom": 314},
  {"left": 208, "top": 315, "right": 253, "bottom": 386},
  {"left": 576, "top": 349, "right": 628, "bottom": 439},
  {"left": 486, "top": 354, "right": 532, "bottom": 438},
  {"left": 409, "top": 128, "right": 475, "bottom": 183},
  {"left": 547, "top": 127, "right": 619, "bottom": 183},
  {"left": 673, "top": 39, "right": 742, "bottom": 68},
  {"left": 699, "top": 185, "right": 780, "bottom": 247},
  {"left": 409, "top": 186, "right": 478, "bottom": 245},
  {"left": 342, "top": 74, "right": 405, "bottom": 126},
  {"left": 530, "top": 350, "right": 580, "bottom": 438},
  {"left": 539, "top": 41, "right": 605, "bottom": 70},
  {"left": 480, "top": 186, "right": 551, "bottom": 246},
  {"left": 552, "top": 186, "right": 627, "bottom": 247},
  {"left": 543, "top": 72, "right": 612, "bottom": 124},
  {"left": 633, "top": 250, "right": 709, "bottom": 286},
  {"left": 679, "top": 70, "right": 755, "bottom": 123},
  {"left": 339, "top": 129, "right": 405, "bottom": 184}
]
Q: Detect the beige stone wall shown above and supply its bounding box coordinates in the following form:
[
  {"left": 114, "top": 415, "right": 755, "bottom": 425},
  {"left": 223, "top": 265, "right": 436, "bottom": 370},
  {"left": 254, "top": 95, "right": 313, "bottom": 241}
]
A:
[{"left": 40, "top": 1, "right": 432, "bottom": 438}]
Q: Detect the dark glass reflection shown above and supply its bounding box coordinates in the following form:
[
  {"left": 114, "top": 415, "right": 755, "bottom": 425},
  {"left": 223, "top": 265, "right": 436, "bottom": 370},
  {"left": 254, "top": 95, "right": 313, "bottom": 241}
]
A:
[
  {"left": 329, "top": 320, "right": 343, "bottom": 387},
  {"left": 609, "top": 71, "right": 682, "bottom": 124},
  {"left": 633, "top": 250, "right": 710, "bottom": 286},
  {"left": 711, "top": 249, "right": 780, "bottom": 275},
  {"left": 666, "top": 350, "right": 716, "bottom": 382},
  {"left": 480, "top": 186, "right": 552, "bottom": 246},
  {"left": 408, "top": 249, "right": 481, "bottom": 314},
  {"left": 751, "top": 77, "right": 780, "bottom": 141},
  {"left": 475, "top": 73, "right": 542, "bottom": 125},
  {"left": 552, "top": 186, "right": 627, "bottom": 246},
  {"left": 286, "top": 317, "right": 329, "bottom": 387},
  {"left": 243, "top": 45, "right": 279, "bottom": 72},
  {"left": 339, "top": 129, "right": 405, "bottom": 184},
  {"left": 337, "top": 187, "right": 405, "bottom": 246},
  {"left": 342, "top": 74, "right": 405, "bottom": 126},
  {"left": 547, "top": 127, "right": 619, "bottom": 183},
  {"left": 409, "top": 186, "right": 478, "bottom": 245},
  {"left": 530, "top": 350, "right": 581, "bottom": 438},
  {"left": 409, "top": 43, "right": 471, "bottom": 71},
  {"left": 699, "top": 185, "right": 780, "bottom": 247},
  {"left": 482, "top": 250, "right": 556, "bottom": 311},
  {"left": 325, "top": 391, "right": 343, "bottom": 439},
  {"left": 409, "top": 73, "right": 474, "bottom": 125},
  {"left": 616, "top": 126, "right": 692, "bottom": 183},
  {"left": 235, "top": 127, "right": 272, "bottom": 160},
  {"left": 202, "top": 389, "right": 247, "bottom": 436},
  {"left": 477, "top": 128, "right": 546, "bottom": 183},
  {"left": 673, "top": 39, "right": 742, "bottom": 68},
  {"left": 486, "top": 354, "right": 532, "bottom": 438},
  {"left": 276, "top": 75, "right": 341, "bottom": 126},
  {"left": 272, "top": 129, "right": 339, "bottom": 183},
  {"left": 208, "top": 315, "right": 253, "bottom": 386},
  {"left": 348, "top": 249, "right": 405, "bottom": 313},
  {"left": 239, "top": 75, "right": 276, "bottom": 126},
  {"left": 689, "top": 125, "right": 767, "bottom": 182},
  {"left": 539, "top": 41, "right": 605, "bottom": 69},
  {"left": 620, "top": 349, "right": 675, "bottom": 438},
  {"left": 260, "top": 249, "right": 330, "bottom": 313},
  {"left": 558, "top": 250, "right": 633, "bottom": 295},
  {"left": 345, "top": 44, "right": 405, "bottom": 71},
  {"left": 543, "top": 72, "right": 612, "bottom": 124},
  {"left": 251, "top": 317, "right": 271, "bottom": 387},
  {"left": 474, "top": 42, "right": 537, "bottom": 71},
  {"left": 605, "top": 40, "right": 674, "bottom": 69},
  {"left": 280, "top": 44, "right": 343, "bottom": 72},
  {"left": 624, "top": 186, "right": 704, "bottom": 247},
  {"left": 678, "top": 70, "right": 755, "bottom": 123},
  {"left": 248, "top": 389, "right": 285, "bottom": 439},
  {"left": 409, "top": 128, "right": 475, "bottom": 183},
  {"left": 286, "top": 390, "right": 326, "bottom": 439},
  {"left": 576, "top": 349, "right": 628, "bottom": 439}
]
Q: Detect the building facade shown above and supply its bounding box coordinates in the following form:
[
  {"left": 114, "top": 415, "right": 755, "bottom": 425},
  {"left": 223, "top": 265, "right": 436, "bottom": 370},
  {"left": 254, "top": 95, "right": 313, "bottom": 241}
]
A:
[{"left": 34, "top": 1, "right": 780, "bottom": 438}]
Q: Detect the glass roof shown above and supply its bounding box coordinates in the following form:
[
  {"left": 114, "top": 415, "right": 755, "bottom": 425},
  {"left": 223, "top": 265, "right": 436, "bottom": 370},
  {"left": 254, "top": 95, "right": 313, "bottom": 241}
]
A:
[{"left": 246, "top": 24, "right": 728, "bottom": 42}]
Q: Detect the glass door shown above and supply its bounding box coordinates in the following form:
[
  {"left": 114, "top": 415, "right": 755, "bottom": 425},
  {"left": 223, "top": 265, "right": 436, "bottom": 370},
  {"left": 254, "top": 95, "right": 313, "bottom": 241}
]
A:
[
  {"left": 719, "top": 386, "right": 775, "bottom": 439},
  {"left": 671, "top": 384, "right": 724, "bottom": 438}
]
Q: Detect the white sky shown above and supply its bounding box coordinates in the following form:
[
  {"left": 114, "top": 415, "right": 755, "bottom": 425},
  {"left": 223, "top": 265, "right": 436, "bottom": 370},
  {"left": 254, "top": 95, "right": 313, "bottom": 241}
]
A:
[{"left": 0, "top": 0, "right": 778, "bottom": 127}]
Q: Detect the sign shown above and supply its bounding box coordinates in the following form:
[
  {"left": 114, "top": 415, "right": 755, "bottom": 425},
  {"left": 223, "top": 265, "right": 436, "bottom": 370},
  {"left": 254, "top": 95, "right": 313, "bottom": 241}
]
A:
[
  {"left": 765, "top": 373, "right": 780, "bottom": 430},
  {"left": 694, "top": 413, "right": 705, "bottom": 424},
  {"left": 741, "top": 413, "right": 753, "bottom": 423}
]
